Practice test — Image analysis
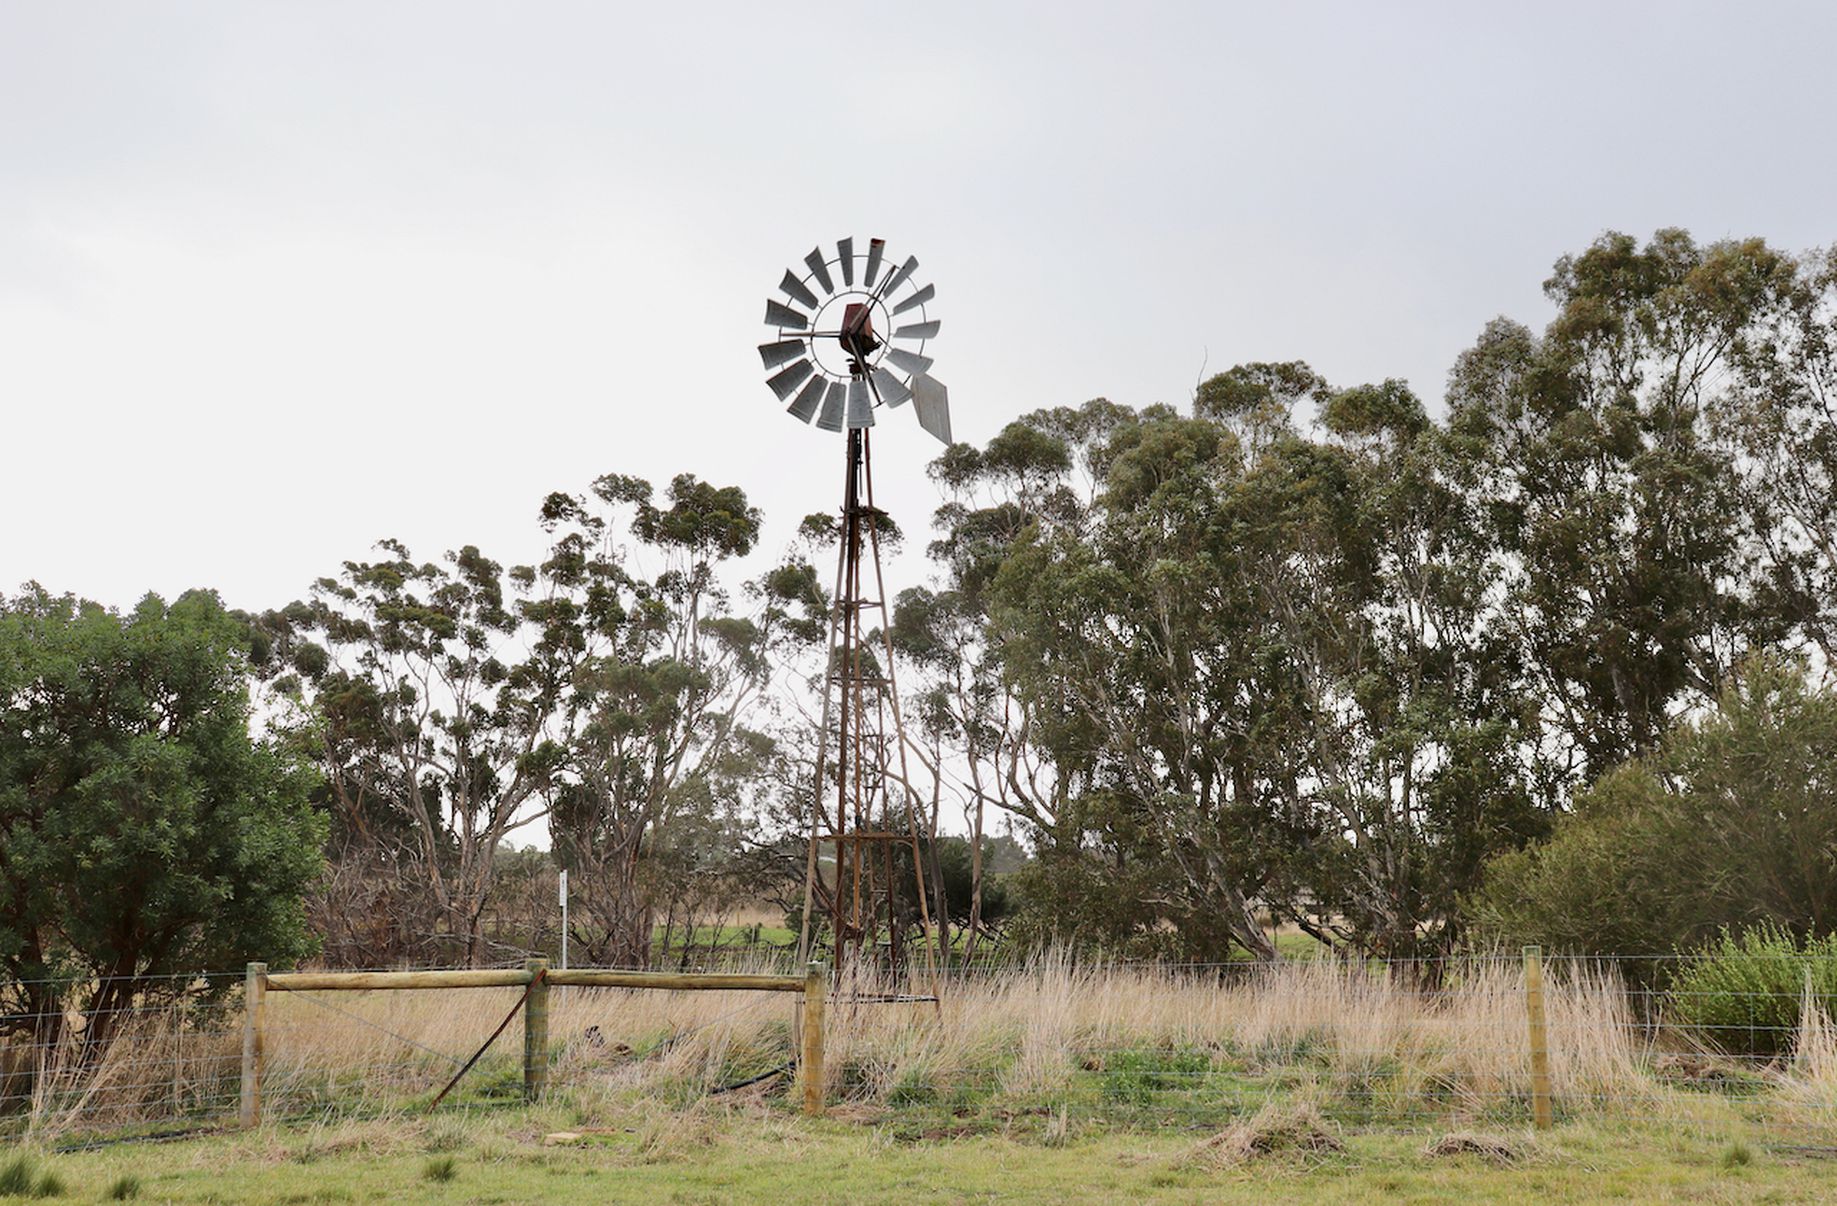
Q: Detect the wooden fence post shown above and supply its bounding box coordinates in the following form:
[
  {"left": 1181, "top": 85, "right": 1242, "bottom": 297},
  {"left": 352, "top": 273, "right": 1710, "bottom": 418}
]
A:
[
  {"left": 523, "top": 958, "right": 550, "bottom": 1101},
  {"left": 801, "top": 961, "right": 826, "bottom": 1117},
  {"left": 239, "top": 962, "right": 267, "bottom": 1128},
  {"left": 1525, "top": 945, "right": 1552, "bottom": 1130}
]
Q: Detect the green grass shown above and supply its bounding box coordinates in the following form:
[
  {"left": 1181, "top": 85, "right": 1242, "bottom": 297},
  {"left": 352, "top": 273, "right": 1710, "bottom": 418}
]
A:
[
  {"left": 8, "top": 1097, "right": 1837, "bottom": 1203},
  {"left": 1274, "top": 931, "right": 1326, "bottom": 959},
  {"left": 652, "top": 922, "right": 798, "bottom": 954}
]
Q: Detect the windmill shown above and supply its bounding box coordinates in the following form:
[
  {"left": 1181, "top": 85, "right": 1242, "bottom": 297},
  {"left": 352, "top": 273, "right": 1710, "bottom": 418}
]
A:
[{"left": 759, "top": 236, "right": 951, "bottom": 979}]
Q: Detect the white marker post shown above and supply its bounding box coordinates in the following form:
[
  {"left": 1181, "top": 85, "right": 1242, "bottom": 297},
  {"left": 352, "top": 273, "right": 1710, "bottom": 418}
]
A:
[{"left": 559, "top": 869, "right": 569, "bottom": 971}]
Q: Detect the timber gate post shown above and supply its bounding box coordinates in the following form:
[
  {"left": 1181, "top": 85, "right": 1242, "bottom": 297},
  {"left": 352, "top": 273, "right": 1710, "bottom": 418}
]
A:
[
  {"left": 1525, "top": 946, "right": 1552, "bottom": 1129},
  {"left": 524, "top": 958, "right": 550, "bottom": 1101},
  {"left": 801, "top": 960, "right": 827, "bottom": 1117},
  {"left": 240, "top": 962, "right": 267, "bottom": 1128}
]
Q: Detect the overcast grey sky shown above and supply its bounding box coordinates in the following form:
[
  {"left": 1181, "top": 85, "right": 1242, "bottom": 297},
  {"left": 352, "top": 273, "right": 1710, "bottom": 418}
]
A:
[{"left": 5, "top": 1, "right": 1835, "bottom": 613}]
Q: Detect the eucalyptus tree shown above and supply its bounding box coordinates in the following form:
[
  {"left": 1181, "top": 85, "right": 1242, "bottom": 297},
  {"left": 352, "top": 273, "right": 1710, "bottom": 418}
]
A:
[
  {"left": 907, "top": 229, "right": 1836, "bottom": 963},
  {"left": 535, "top": 474, "right": 820, "bottom": 967},
  {"left": 268, "top": 474, "right": 817, "bottom": 969},
  {"left": 1452, "top": 234, "right": 1837, "bottom": 958},
  {"left": 979, "top": 395, "right": 1312, "bottom": 960},
  {"left": 1251, "top": 381, "right": 1548, "bottom": 959},
  {"left": 1445, "top": 229, "right": 1801, "bottom": 781},
  {"left": 893, "top": 401, "right": 1134, "bottom": 954},
  {"left": 1721, "top": 245, "right": 1837, "bottom": 666},
  {"left": 270, "top": 540, "right": 575, "bottom": 966},
  {"left": 927, "top": 370, "right": 1553, "bottom": 962}
]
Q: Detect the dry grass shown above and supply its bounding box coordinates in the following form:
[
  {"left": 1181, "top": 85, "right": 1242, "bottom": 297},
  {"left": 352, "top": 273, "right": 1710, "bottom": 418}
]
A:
[
  {"left": 1780, "top": 972, "right": 1837, "bottom": 1109},
  {"left": 6, "top": 952, "right": 1832, "bottom": 1140},
  {"left": 1, "top": 997, "right": 242, "bottom": 1139},
  {"left": 824, "top": 954, "right": 1651, "bottom": 1115}
]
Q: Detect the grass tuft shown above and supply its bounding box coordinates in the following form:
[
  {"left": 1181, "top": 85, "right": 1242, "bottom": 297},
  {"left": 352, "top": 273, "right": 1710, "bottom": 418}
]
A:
[
  {"left": 1188, "top": 1101, "right": 1345, "bottom": 1167},
  {"left": 0, "top": 1156, "right": 33, "bottom": 1196},
  {"left": 1040, "top": 1103, "right": 1071, "bottom": 1148},
  {"left": 104, "top": 1173, "right": 141, "bottom": 1200},
  {"left": 0, "top": 1155, "right": 64, "bottom": 1198},
  {"left": 422, "top": 1120, "right": 471, "bottom": 1153},
  {"left": 421, "top": 1155, "right": 459, "bottom": 1183}
]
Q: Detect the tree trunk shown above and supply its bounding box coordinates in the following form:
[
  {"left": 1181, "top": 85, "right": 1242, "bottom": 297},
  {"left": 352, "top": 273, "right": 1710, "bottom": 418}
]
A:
[{"left": 965, "top": 796, "right": 987, "bottom": 964}]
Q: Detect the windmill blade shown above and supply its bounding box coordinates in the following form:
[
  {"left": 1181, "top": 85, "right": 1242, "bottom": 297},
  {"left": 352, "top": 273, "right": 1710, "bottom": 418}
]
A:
[
  {"left": 764, "top": 300, "right": 809, "bottom": 330},
  {"left": 880, "top": 255, "right": 918, "bottom": 298},
  {"left": 787, "top": 375, "right": 827, "bottom": 423},
  {"left": 804, "top": 248, "right": 834, "bottom": 295},
  {"left": 837, "top": 237, "right": 854, "bottom": 286},
  {"left": 766, "top": 359, "right": 815, "bottom": 401},
  {"left": 816, "top": 381, "right": 846, "bottom": 431},
  {"left": 846, "top": 376, "right": 874, "bottom": 427},
  {"left": 890, "top": 283, "right": 934, "bottom": 316},
  {"left": 779, "top": 270, "right": 819, "bottom": 310},
  {"left": 872, "top": 367, "right": 911, "bottom": 408},
  {"left": 885, "top": 347, "right": 933, "bottom": 376},
  {"left": 863, "top": 238, "right": 885, "bottom": 288},
  {"left": 911, "top": 373, "right": 952, "bottom": 445},
  {"left": 758, "top": 339, "right": 808, "bottom": 370},
  {"left": 893, "top": 320, "right": 941, "bottom": 340}
]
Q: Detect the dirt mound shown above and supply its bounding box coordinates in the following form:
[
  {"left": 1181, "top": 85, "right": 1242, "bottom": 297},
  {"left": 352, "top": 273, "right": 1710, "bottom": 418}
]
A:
[
  {"left": 1190, "top": 1102, "right": 1346, "bottom": 1167},
  {"left": 1424, "top": 1132, "right": 1524, "bottom": 1164}
]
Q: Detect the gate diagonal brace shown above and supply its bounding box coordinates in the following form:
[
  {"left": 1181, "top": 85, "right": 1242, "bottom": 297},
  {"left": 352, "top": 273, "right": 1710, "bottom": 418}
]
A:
[{"left": 428, "top": 966, "right": 547, "bottom": 1112}]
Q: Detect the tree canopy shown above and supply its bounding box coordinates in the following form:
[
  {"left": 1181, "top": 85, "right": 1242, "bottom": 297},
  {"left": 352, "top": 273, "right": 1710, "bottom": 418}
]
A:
[{"left": 0, "top": 587, "right": 323, "bottom": 1045}]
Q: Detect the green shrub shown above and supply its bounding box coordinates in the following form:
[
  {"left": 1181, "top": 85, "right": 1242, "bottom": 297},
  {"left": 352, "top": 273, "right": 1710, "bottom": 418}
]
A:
[
  {"left": 1668, "top": 924, "right": 1837, "bottom": 1056},
  {"left": 1470, "top": 665, "right": 1837, "bottom": 976}
]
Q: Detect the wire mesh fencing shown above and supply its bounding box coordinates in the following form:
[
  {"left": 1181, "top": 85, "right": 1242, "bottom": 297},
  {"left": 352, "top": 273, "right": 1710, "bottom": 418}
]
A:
[
  {"left": 8, "top": 951, "right": 1837, "bottom": 1143},
  {"left": 0, "top": 972, "right": 245, "bottom": 1140}
]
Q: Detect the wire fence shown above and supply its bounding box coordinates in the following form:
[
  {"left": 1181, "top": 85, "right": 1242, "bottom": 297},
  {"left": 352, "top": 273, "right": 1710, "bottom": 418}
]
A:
[
  {"left": 7, "top": 952, "right": 1837, "bottom": 1144},
  {"left": 0, "top": 971, "right": 245, "bottom": 1140}
]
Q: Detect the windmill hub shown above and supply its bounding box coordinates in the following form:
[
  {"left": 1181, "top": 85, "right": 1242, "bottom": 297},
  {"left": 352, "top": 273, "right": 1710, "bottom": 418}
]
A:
[
  {"left": 839, "top": 302, "right": 880, "bottom": 365},
  {"left": 806, "top": 294, "right": 887, "bottom": 380}
]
